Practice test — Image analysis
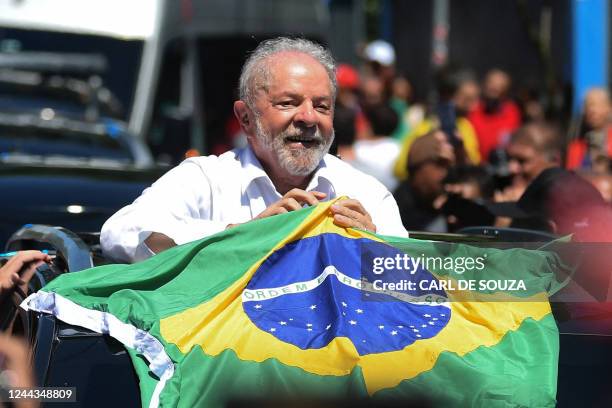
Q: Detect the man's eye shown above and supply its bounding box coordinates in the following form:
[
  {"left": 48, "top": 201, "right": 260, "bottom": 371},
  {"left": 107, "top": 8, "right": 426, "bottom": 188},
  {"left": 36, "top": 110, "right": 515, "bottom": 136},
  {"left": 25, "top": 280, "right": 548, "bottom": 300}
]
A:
[
  {"left": 277, "top": 101, "right": 294, "bottom": 107},
  {"left": 316, "top": 105, "right": 331, "bottom": 112}
]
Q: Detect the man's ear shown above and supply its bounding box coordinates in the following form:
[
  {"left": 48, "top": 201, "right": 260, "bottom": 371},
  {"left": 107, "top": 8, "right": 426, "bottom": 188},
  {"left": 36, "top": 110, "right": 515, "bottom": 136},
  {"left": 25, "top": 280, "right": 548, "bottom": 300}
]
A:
[{"left": 234, "top": 101, "right": 255, "bottom": 136}]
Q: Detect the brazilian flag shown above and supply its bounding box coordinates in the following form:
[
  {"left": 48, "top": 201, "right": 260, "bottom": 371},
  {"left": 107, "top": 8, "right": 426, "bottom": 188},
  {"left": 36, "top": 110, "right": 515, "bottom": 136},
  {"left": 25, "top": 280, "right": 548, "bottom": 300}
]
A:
[{"left": 22, "top": 199, "right": 561, "bottom": 407}]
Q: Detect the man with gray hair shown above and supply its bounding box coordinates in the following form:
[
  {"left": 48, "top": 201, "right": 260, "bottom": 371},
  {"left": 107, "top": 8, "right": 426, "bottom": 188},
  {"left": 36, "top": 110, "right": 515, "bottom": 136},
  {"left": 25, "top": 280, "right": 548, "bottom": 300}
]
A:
[{"left": 101, "top": 37, "right": 407, "bottom": 263}]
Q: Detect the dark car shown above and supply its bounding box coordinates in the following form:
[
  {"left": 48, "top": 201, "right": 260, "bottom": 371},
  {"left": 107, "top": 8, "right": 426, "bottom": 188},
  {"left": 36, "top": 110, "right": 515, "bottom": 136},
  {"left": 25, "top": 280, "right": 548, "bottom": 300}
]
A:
[
  {"left": 0, "top": 159, "right": 163, "bottom": 246},
  {"left": 0, "top": 113, "right": 165, "bottom": 246}
]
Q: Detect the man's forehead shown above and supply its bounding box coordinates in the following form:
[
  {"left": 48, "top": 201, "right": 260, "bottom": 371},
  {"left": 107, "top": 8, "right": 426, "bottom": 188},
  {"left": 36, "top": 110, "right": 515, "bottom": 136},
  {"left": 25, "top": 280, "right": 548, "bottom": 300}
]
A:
[
  {"left": 261, "top": 52, "right": 331, "bottom": 90},
  {"left": 265, "top": 50, "right": 323, "bottom": 68},
  {"left": 508, "top": 141, "right": 536, "bottom": 154},
  {"left": 586, "top": 90, "right": 611, "bottom": 105}
]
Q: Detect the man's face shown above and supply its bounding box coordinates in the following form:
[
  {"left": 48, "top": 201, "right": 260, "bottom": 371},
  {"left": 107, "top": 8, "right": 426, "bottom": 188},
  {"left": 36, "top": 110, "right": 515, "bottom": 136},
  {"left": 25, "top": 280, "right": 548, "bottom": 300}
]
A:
[
  {"left": 249, "top": 52, "right": 334, "bottom": 177},
  {"left": 413, "top": 160, "right": 449, "bottom": 202},
  {"left": 483, "top": 70, "right": 510, "bottom": 100},
  {"left": 453, "top": 81, "right": 480, "bottom": 116},
  {"left": 584, "top": 89, "right": 611, "bottom": 130},
  {"left": 507, "top": 142, "right": 552, "bottom": 185},
  {"left": 361, "top": 76, "right": 385, "bottom": 107}
]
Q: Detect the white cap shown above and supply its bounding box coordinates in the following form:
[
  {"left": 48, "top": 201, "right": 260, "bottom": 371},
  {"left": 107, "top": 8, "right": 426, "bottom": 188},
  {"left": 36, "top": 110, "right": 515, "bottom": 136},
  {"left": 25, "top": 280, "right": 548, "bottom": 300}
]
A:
[{"left": 364, "top": 40, "right": 396, "bottom": 66}]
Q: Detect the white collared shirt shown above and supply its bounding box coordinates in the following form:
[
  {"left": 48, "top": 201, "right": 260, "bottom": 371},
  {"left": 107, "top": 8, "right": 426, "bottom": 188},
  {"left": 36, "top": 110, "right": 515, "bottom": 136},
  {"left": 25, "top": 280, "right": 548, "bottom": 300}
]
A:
[{"left": 100, "top": 146, "right": 408, "bottom": 263}]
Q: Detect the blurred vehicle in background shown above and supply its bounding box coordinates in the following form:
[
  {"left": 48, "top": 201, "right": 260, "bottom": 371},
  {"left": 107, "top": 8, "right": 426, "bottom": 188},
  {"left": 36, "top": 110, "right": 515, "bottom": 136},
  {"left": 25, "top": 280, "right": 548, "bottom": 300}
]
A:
[
  {"left": 0, "top": 0, "right": 330, "bottom": 163},
  {"left": 0, "top": 51, "right": 152, "bottom": 163},
  {"left": 0, "top": 42, "right": 165, "bottom": 247}
]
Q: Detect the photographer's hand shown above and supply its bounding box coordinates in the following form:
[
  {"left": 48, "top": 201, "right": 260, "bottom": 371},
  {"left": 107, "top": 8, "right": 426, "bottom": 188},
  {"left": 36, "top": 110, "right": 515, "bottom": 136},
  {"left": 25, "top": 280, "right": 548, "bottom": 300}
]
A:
[{"left": 0, "top": 251, "right": 51, "bottom": 296}]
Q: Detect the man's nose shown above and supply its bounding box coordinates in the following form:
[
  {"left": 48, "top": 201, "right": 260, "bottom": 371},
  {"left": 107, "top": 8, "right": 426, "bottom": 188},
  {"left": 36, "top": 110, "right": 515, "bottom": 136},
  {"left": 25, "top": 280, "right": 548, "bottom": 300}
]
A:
[{"left": 293, "top": 101, "right": 317, "bottom": 127}]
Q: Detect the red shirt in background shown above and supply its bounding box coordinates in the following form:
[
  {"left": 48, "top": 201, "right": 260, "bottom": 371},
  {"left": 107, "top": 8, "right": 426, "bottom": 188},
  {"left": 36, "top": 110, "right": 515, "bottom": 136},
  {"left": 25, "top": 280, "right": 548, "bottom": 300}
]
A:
[
  {"left": 468, "top": 100, "right": 521, "bottom": 161},
  {"left": 566, "top": 127, "right": 612, "bottom": 170}
]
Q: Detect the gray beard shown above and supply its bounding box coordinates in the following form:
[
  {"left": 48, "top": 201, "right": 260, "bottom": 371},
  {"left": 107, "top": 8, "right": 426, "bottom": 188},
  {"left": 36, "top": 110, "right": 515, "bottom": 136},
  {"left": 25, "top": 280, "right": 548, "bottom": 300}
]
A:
[{"left": 254, "top": 117, "right": 334, "bottom": 176}]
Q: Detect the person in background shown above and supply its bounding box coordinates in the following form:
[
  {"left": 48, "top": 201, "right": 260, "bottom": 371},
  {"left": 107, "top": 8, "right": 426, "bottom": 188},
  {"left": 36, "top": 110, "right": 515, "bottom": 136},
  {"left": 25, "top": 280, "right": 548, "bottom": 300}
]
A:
[
  {"left": 567, "top": 87, "right": 612, "bottom": 173},
  {"left": 360, "top": 75, "right": 386, "bottom": 108},
  {"left": 350, "top": 104, "right": 401, "bottom": 191},
  {"left": 517, "top": 86, "right": 546, "bottom": 123},
  {"left": 468, "top": 68, "right": 521, "bottom": 161},
  {"left": 486, "top": 168, "right": 612, "bottom": 309},
  {"left": 393, "top": 68, "right": 481, "bottom": 182},
  {"left": 362, "top": 39, "right": 396, "bottom": 96},
  {"left": 486, "top": 167, "right": 612, "bottom": 243},
  {"left": 497, "top": 122, "right": 562, "bottom": 202},
  {"left": 357, "top": 75, "right": 387, "bottom": 140},
  {"left": 579, "top": 171, "right": 612, "bottom": 204},
  {"left": 393, "top": 130, "right": 455, "bottom": 232},
  {"left": 445, "top": 165, "right": 495, "bottom": 202},
  {"left": 442, "top": 165, "right": 496, "bottom": 231},
  {"left": 331, "top": 63, "right": 362, "bottom": 158},
  {"left": 389, "top": 75, "right": 425, "bottom": 141}
]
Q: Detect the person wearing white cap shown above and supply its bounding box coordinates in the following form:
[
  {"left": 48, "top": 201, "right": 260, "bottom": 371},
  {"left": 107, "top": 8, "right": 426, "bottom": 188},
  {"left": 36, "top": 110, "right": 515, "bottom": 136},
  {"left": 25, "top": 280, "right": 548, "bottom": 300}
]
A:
[
  {"left": 362, "top": 40, "right": 397, "bottom": 112},
  {"left": 364, "top": 39, "right": 396, "bottom": 66}
]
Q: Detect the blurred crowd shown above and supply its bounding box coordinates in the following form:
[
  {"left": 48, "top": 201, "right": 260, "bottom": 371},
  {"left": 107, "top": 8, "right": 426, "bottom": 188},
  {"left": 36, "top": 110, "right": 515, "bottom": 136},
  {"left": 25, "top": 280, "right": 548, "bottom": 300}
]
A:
[{"left": 316, "top": 39, "right": 612, "bottom": 241}]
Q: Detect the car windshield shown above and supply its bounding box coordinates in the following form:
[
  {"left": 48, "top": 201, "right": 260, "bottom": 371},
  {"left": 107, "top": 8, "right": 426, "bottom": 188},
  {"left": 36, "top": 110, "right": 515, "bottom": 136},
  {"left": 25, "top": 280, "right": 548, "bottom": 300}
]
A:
[{"left": 0, "top": 27, "right": 143, "bottom": 121}]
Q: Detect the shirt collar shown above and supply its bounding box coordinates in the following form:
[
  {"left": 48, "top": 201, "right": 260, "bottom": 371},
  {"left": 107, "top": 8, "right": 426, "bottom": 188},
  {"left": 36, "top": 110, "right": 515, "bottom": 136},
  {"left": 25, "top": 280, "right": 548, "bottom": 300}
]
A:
[
  {"left": 239, "top": 145, "right": 269, "bottom": 181},
  {"left": 307, "top": 155, "right": 334, "bottom": 188},
  {"left": 238, "top": 145, "right": 340, "bottom": 194}
]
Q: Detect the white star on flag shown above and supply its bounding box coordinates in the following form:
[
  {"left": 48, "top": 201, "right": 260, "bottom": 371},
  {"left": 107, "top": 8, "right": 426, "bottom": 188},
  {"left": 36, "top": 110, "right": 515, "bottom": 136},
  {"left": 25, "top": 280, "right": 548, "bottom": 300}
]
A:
[
  {"left": 254, "top": 304, "right": 262, "bottom": 309},
  {"left": 269, "top": 328, "right": 276, "bottom": 332},
  {"left": 310, "top": 305, "right": 317, "bottom": 310},
  {"left": 378, "top": 325, "right": 385, "bottom": 329},
  {"left": 355, "top": 309, "right": 363, "bottom": 314},
  {"left": 424, "top": 314, "right": 431, "bottom": 317},
  {"left": 391, "top": 330, "right": 398, "bottom": 336},
  {"left": 349, "top": 320, "right": 357, "bottom": 325},
  {"left": 279, "top": 321, "right": 287, "bottom": 325},
  {"left": 306, "top": 323, "right": 313, "bottom": 327},
  {"left": 326, "top": 324, "right": 332, "bottom": 330}
]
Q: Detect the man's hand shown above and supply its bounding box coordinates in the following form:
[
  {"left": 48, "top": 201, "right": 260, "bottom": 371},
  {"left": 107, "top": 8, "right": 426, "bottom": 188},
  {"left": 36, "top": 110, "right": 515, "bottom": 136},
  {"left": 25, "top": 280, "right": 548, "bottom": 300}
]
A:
[
  {"left": 0, "top": 251, "right": 50, "bottom": 296},
  {"left": 145, "top": 232, "right": 177, "bottom": 255},
  {"left": 255, "top": 189, "right": 327, "bottom": 219},
  {"left": 330, "top": 199, "right": 377, "bottom": 233}
]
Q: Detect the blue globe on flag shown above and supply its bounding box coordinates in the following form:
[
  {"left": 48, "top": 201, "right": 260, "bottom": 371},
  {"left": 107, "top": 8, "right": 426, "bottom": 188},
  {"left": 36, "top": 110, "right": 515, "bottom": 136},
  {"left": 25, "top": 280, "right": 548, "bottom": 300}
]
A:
[{"left": 243, "top": 234, "right": 452, "bottom": 355}]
